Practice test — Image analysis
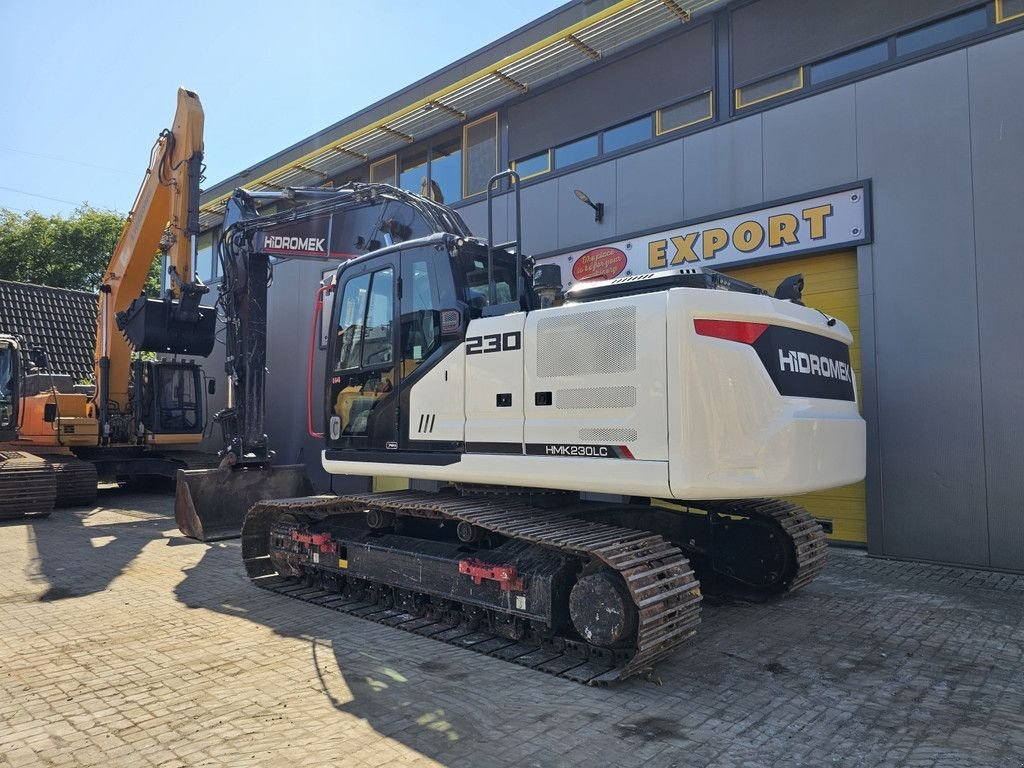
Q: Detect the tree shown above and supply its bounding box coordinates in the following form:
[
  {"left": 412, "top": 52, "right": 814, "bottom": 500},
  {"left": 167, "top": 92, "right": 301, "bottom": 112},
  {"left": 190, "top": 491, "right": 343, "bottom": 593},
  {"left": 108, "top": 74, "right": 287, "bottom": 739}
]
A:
[{"left": 0, "top": 205, "right": 161, "bottom": 294}]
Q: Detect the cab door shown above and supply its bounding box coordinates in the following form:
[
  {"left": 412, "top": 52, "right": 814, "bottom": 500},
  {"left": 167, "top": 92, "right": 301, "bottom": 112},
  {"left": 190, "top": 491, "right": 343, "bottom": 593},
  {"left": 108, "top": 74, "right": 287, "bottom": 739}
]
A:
[{"left": 327, "top": 256, "right": 399, "bottom": 451}]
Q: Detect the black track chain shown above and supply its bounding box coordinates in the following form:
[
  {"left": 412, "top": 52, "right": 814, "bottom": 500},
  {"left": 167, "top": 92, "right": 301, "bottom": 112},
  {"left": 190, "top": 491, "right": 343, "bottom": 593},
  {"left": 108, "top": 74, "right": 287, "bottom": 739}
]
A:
[
  {"left": 50, "top": 457, "right": 98, "bottom": 507},
  {"left": 701, "top": 498, "right": 828, "bottom": 593},
  {"left": 0, "top": 451, "right": 55, "bottom": 519},
  {"left": 243, "top": 491, "right": 702, "bottom": 685}
]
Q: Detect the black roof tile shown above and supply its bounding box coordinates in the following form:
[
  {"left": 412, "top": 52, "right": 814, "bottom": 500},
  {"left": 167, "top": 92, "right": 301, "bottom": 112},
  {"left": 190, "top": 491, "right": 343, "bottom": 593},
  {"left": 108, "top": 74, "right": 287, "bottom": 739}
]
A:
[{"left": 0, "top": 280, "right": 98, "bottom": 383}]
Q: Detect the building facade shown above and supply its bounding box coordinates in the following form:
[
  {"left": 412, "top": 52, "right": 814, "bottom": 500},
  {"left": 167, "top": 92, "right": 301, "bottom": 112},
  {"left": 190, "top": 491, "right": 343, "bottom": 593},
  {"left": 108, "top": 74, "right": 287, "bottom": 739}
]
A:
[{"left": 198, "top": 0, "right": 1024, "bottom": 571}]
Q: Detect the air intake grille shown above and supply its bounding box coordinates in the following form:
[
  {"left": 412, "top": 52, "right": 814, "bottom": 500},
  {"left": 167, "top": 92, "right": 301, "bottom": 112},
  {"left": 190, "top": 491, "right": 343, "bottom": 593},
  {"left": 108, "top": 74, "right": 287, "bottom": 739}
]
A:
[
  {"left": 580, "top": 428, "right": 638, "bottom": 443},
  {"left": 537, "top": 306, "right": 636, "bottom": 378},
  {"left": 556, "top": 386, "right": 636, "bottom": 409}
]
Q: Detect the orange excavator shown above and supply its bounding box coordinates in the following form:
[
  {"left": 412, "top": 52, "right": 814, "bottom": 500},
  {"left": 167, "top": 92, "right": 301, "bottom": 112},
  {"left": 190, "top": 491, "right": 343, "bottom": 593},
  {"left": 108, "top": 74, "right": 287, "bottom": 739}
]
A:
[{"left": 0, "top": 89, "right": 223, "bottom": 518}]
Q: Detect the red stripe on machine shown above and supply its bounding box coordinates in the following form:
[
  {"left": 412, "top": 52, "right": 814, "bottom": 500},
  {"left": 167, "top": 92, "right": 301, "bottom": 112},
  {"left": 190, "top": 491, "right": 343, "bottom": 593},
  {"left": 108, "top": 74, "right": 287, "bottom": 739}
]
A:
[{"left": 693, "top": 319, "right": 768, "bottom": 344}]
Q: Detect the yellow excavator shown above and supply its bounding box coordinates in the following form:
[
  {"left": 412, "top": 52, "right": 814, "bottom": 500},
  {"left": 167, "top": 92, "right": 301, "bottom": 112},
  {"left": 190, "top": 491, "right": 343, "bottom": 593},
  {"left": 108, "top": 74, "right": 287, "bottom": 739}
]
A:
[{"left": 0, "top": 89, "right": 223, "bottom": 517}]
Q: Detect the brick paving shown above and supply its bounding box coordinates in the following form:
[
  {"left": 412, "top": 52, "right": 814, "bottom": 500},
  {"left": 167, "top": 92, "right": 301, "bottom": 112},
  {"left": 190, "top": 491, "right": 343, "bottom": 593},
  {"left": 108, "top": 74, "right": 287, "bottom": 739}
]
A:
[{"left": 0, "top": 486, "right": 1022, "bottom": 768}]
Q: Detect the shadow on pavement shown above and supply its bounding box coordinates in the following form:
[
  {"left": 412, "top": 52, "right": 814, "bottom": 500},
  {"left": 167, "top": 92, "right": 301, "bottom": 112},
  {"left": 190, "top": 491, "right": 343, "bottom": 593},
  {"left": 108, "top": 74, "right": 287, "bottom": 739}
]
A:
[
  {"left": 26, "top": 484, "right": 175, "bottom": 602},
  {"left": 170, "top": 518, "right": 701, "bottom": 768}
]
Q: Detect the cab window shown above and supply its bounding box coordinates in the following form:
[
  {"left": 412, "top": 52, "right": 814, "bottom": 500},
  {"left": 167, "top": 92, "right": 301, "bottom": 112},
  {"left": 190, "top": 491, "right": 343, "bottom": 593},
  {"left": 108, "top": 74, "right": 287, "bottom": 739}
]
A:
[{"left": 334, "top": 268, "right": 394, "bottom": 372}]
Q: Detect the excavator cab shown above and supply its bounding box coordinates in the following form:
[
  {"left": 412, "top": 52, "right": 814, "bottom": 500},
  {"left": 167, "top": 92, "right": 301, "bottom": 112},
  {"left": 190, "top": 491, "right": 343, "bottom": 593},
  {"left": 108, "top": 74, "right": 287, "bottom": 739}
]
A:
[
  {"left": 0, "top": 337, "right": 19, "bottom": 441},
  {"left": 133, "top": 359, "right": 206, "bottom": 436}
]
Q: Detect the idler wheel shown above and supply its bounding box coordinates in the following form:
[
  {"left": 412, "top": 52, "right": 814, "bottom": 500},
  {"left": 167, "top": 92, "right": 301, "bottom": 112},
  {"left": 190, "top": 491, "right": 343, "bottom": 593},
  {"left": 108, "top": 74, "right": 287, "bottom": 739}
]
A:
[{"left": 569, "top": 570, "right": 638, "bottom": 647}]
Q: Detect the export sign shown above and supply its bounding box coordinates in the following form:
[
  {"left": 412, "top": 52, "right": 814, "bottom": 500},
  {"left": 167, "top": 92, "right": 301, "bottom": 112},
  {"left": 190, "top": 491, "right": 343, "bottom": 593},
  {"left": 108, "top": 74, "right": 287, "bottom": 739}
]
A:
[{"left": 544, "top": 185, "right": 869, "bottom": 287}]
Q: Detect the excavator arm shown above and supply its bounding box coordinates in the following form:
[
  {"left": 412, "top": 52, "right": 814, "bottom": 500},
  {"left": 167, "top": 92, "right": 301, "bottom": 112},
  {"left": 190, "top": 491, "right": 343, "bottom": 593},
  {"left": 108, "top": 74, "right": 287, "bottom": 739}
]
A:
[
  {"left": 175, "top": 183, "right": 472, "bottom": 540},
  {"left": 95, "top": 88, "right": 211, "bottom": 441}
]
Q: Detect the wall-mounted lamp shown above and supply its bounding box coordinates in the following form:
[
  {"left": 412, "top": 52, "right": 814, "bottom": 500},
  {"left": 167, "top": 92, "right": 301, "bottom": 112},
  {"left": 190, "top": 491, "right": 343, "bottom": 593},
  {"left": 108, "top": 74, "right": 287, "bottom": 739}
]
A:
[{"left": 574, "top": 189, "right": 604, "bottom": 224}]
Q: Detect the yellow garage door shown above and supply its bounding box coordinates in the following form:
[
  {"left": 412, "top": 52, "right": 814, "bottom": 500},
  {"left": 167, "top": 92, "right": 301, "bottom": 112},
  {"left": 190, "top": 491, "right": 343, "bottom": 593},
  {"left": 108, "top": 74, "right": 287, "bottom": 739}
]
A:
[{"left": 724, "top": 250, "right": 866, "bottom": 544}]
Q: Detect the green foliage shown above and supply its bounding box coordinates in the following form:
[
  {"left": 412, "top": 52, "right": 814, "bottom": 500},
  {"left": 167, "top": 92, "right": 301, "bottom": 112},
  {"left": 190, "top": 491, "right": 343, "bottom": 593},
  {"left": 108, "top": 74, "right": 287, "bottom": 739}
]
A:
[{"left": 0, "top": 205, "right": 162, "bottom": 294}]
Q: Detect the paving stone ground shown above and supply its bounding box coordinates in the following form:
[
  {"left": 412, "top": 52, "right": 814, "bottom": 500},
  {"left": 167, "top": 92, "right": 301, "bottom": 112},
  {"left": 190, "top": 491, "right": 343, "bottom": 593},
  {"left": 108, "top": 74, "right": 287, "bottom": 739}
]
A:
[{"left": 1, "top": 486, "right": 1022, "bottom": 768}]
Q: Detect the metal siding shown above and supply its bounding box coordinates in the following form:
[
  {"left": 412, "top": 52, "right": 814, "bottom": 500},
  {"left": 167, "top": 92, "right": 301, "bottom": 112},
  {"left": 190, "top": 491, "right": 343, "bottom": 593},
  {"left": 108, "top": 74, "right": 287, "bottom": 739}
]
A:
[
  {"left": 459, "top": 195, "right": 510, "bottom": 244},
  {"left": 761, "top": 85, "right": 859, "bottom": 201},
  {"left": 855, "top": 50, "right": 988, "bottom": 566},
  {"left": 507, "top": 23, "right": 714, "bottom": 160},
  {"left": 731, "top": 0, "right": 979, "bottom": 84},
  {"left": 968, "top": 32, "right": 1024, "bottom": 570},
  {"left": 682, "top": 114, "right": 763, "bottom": 220},
  {"left": 857, "top": 244, "right": 886, "bottom": 556},
  {"left": 519, "top": 179, "right": 560, "bottom": 256},
  {"left": 614, "top": 140, "right": 685, "bottom": 235},
  {"left": 555, "top": 163, "right": 618, "bottom": 251}
]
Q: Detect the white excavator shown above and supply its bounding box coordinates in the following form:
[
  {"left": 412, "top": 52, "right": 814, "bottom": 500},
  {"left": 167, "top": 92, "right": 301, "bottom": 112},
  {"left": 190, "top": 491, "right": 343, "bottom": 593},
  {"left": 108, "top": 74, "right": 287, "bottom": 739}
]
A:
[{"left": 176, "top": 170, "right": 865, "bottom": 684}]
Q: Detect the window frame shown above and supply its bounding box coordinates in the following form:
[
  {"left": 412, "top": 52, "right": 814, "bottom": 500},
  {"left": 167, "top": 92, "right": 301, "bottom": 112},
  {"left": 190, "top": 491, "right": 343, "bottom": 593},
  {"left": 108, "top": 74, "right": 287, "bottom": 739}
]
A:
[
  {"left": 369, "top": 155, "right": 398, "bottom": 186},
  {"left": 511, "top": 149, "right": 551, "bottom": 181},
  {"left": 996, "top": 0, "right": 1024, "bottom": 22},
  {"left": 656, "top": 91, "right": 714, "bottom": 136},
  {"left": 462, "top": 112, "right": 499, "bottom": 199},
  {"left": 735, "top": 67, "right": 805, "bottom": 110}
]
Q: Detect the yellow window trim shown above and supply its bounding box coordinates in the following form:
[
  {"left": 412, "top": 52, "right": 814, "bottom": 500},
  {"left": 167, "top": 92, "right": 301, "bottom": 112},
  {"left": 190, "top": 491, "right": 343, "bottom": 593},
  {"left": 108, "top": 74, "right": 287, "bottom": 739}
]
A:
[
  {"left": 996, "top": 0, "right": 1024, "bottom": 22},
  {"left": 462, "top": 112, "right": 499, "bottom": 199},
  {"left": 734, "top": 67, "right": 804, "bottom": 110},
  {"left": 369, "top": 155, "right": 397, "bottom": 184},
  {"left": 655, "top": 91, "right": 714, "bottom": 136},
  {"left": 511, "top": 150, "right": 551, "bottom": 181}
]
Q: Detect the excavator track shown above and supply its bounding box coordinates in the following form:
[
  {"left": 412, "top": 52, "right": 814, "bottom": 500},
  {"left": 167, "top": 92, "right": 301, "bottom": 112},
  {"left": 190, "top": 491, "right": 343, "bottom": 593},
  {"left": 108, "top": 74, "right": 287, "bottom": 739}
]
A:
[
  {"left": 243, "top": 491, "right": 703, "bottom": 685},
  {"left": 0, "top": 451, "right": 56, "bottom": 520},
  {"left": 697, "top": 498, "right": 828, "bottom": 595},
  {"left": 49, "top": 457, "right": 98, "bottom": 507}
]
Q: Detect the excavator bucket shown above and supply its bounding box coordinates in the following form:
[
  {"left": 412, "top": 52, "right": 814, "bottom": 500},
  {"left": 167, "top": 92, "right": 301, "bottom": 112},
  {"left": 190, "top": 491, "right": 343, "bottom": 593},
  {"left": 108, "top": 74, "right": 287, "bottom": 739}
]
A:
[
  {"left": 117, "top": 297, "right": 217, "bottom": 356},
  {"left": 175, "top": 465, "right": 313, "bottom": 541}
]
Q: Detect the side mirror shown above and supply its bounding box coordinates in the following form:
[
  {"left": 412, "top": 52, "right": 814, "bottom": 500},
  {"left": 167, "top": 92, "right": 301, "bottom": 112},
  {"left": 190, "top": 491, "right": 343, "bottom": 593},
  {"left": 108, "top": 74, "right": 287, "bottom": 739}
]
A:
[
  {"left": 43, "top": 403, "right": 57, "bottom": 422},
  {"left": 533, "top": 264, "right": 564, "bottom": 308},
  {"left": 207, "top": 379, "right": 217, "bottom": 396},
  {"left": 29, "top": 348, "right": 49, "bottom": 370},
  {"left": 774, "top": 274, "right": 805, "bottom": 305}
]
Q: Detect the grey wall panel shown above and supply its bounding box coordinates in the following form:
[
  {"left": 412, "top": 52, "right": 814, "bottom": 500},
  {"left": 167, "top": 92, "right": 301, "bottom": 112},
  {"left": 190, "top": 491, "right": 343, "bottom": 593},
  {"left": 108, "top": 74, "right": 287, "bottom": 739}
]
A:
[
  {"left": 459, "top": 194, "right": 510, "bottom": 244},
  {"left": 967, "top": 33, "right": 1024, "bottom": 571},
  {"left": 555, "top": 163, "right": 618, "bottom": 251},
  {"left": 614, "top": 141, "right": 685, "bottom": 235},
  {"left": 855, "top": 50, "right": 987, "bottom": 566},
  {"left": 519, "top": 182, "right": 559, "bottom": 257},
  {"left": 507, "top": 23, "right": 714, "bottom": 159},
  {"left": 761, "top": 85, "right": 858, "bottom": 201},
  {"left": 682, "top": 115, "right": 763, "bottom": 220},
  {"left": 857, "top": 244, "right": 885, "bottom": 555},
  {"left": 732, "top": 0, "right": 978, "bottom": 84}
]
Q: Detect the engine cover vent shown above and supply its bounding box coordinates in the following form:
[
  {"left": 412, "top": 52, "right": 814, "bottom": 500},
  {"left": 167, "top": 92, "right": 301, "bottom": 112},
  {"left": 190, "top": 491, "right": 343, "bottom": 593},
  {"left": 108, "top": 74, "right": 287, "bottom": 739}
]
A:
[
  {"left": 536, "top": 306, "right": 636, "bottom": 378},
  {"left": 580, "top": 427, "right": 637, "bottom": 443},
  {"left": 556, "top": 386, "right": 636, "bottom": 409}
]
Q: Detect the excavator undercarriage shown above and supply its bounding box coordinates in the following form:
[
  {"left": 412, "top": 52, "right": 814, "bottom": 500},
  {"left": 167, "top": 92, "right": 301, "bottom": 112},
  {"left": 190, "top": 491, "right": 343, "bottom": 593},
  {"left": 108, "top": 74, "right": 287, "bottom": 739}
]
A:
[{"left": 240, "top": 489, "right": 826, "bottom": 684}]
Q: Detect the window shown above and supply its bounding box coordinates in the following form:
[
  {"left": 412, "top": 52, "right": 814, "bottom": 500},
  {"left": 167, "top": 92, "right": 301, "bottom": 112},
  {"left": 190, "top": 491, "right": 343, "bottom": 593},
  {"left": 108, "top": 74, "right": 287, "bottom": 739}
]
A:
[
  {"left": 554, "top": 133, "right": 599, "bottom": 169},
  {"left": 399, "top": 149, "right": 428, "bottom": 197},
  {"left": 809, "top": 42, "right": 889, "bottom": 85},
  {"left": 895, "top": 8, "right": 988, "bottom": 56},
  {"left": 362, "top": 269, "right": 394, "bottom": 368},
  {"left": 997, "top": 0, "right": 1024, "bottom": 23},
  {"left": 335, "top": 268, "right": 395, "bottom": 371},
  {"left": 430, "top": 135, "right": 462, "bottom": 205},
  {"left": 401, "top": 253, "right": 443, "bottom": 374},
  {"left": 370, "top": 155, "right": 397, "bottom": 186},
  {"left": 155, "top": 364, "right": 200, "bottom": 432},
  {"left": 336, "top": 273, "right": 370, "bottom": 371},
  {"left": 0, "top": 343, "right": 14, "bottom": 431},
  {"left": 657, "top": 92, "right": 713, "bottom": 134},
  {"left": 603, "top": 116, "right": 652, "bottom": 153},
  {"left": 463, "top": 113, "right": 498, "bottom": 198},
  {"left": 194, "top": 231, "right": 215, "bottom": 282},
  {"left": 512, "top": 150, "right": 550, "bottom": 180},
  {"left": 458, "top": 247, "right": 517, "bottom": 309},
  {"left": 735, "top": 68, "right": 804, "bottom": 109}
]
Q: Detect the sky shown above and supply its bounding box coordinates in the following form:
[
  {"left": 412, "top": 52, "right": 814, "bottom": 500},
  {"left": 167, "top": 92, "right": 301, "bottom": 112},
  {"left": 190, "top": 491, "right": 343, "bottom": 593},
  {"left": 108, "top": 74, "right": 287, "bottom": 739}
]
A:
[{"left": 0, "top": 0, "right": 566, "bottom": 218}]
